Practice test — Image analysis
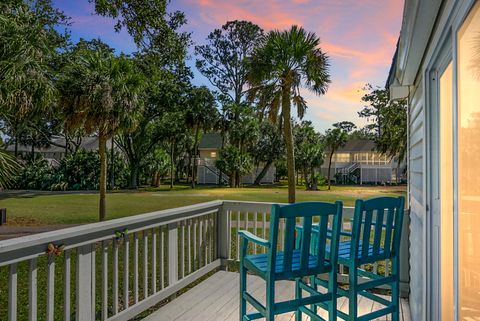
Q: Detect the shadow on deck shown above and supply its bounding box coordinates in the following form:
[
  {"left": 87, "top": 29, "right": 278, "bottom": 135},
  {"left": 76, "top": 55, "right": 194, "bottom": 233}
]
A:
[{"left": 144, "top": 271, "right": 411, "bottom": 321}]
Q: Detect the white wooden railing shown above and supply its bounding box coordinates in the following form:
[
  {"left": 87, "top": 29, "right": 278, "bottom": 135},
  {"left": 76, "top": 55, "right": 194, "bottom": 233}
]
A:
[{"left": 0, "top": 200, "right": 409, "bottom": 321}]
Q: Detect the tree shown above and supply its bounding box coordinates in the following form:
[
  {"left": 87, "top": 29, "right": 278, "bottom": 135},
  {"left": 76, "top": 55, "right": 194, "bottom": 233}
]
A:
[
  {"left": 324, "top": 122, "right": 355, "bottom": 190},
  {"left": 186, "top": 86, "right": 218, "bottom": 188},
  {"left": 250, "top": 121, "right": 284, "bottom": 185},
  {"left": 215, "top": 145, "right": 253, "bottom": 186},
  {"left": 359, "top": 85, "right": 407, "bottom": 181},
  {"left": 294, "top": 121, "right": 324, "bottom": 190},
  {"left": 195, "top": 20, "right": 263, "bottom": 105},
  {"left": 0, "top": 0, "right": 67, "bottom": 185},
  {"left": 58, "top": 41, "right": 143, "bottom": 221},
  {"left": 225, "top": 103, "right": 259, "bottom": 187},
  {"left": 247, "top": 26, "right": 331, "bottom": 203},
  {"left": 142, "top": 147, "right": 170, "bottom": 187}
]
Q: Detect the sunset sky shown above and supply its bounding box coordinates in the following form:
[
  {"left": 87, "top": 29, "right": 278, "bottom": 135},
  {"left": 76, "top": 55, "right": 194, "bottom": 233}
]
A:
[{"left": 52, "top": 0, "right": 404, "bottom": 131}]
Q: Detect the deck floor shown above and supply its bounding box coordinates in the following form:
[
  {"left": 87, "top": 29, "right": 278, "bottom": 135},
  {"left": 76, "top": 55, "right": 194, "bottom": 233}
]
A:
[{"left": 144, "top": 271, "right": 411, "bottom": 321}]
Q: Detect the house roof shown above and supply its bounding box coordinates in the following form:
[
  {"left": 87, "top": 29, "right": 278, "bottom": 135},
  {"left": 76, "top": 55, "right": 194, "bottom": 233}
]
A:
[
  {"left": 5, "top": 136, "right": 108, "bottom": 153},
  {"left": 198, "top": 133, "right": 223, "bottom": 149},
  {"left": 330, "top": 139, "right": 376, "bottom": 153}
]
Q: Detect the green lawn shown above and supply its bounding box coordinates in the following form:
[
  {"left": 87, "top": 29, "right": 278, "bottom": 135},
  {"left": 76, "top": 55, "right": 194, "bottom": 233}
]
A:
[{"left": 0, "top": 185, "right": 406, "bottom": 225}]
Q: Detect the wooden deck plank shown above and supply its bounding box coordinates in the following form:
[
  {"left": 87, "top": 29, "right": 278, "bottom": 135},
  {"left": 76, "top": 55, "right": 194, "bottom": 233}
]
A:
[{"left": 143, "top": 271, "right": 409, "bottom": 321}]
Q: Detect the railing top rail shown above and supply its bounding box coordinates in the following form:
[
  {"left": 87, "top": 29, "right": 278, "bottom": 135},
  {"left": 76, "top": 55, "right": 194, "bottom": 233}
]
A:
[{"left": 0, "top": 200, "right": 223, "bottom": 264}]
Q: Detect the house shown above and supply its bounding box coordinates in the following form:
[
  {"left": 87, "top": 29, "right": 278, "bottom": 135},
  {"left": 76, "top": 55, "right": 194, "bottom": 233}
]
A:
[
  {"left": 320, "top": 139, "right": 403, "bottom": 185},
  {"left": 5, "top": 136, "right": 113, "bottom": 164},
  {"left": 388, "top": 1, "right": 480, "bottom": 320},
  {"left": 196, "top": 133, "right": 276, "bottom": 185}
]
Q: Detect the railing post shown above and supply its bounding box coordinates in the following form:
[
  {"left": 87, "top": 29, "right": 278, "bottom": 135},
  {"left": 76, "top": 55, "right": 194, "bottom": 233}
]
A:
[
  {"left": 76, "top": 244, "right": 95, "bottom": 321},
  {"left": 168, "top": 222, "right": 178, "bottom": 287},
  {"left": 217, "top": 203, "right": 229, "bottom": 269},
  {"left": 399, "top": 209, "right": 410, "bottom": 298}
]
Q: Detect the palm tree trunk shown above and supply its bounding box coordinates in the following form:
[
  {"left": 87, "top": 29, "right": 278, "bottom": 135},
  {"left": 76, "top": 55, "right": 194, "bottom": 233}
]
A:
[
  {"left": 327, "top": 150, "right": 334, "bottom": 190},
  {"left": 98, "top": 134, "right": 108, "bottom": 221},
  {"left": 110, "top": 137, "right": 115, "bottom": 189},
  {"left": 170, "top": 142, "right": 175, "bottom": 189},
  {"left": 282, "top": 86, "right": 296, "bottom": 203}
]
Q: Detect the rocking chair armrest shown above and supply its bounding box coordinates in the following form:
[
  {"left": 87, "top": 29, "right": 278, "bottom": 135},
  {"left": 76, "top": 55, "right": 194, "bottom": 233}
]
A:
[{"left": 238, "top": 230, "right": 270, "bottom": 248}]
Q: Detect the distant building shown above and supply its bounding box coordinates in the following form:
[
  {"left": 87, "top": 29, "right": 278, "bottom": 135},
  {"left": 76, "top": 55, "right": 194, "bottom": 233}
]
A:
[
  {"left": 320, "top": 139, "right": 403, "bottom": 185},
  {"left": 196, "top": 133, "right": 276, "bottom": 185},
  {"left": 5, "top": 136, "right": 113, "bottom": 166}
]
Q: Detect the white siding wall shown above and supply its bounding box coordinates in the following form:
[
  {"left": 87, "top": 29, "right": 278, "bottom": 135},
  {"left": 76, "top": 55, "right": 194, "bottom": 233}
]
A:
[{"left": 408, "top": 80, "right": 425, "bottom": 321}]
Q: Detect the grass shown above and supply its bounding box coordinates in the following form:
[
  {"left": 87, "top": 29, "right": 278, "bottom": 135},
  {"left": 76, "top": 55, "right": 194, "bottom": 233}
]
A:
[{"left": 0, "top": 184, "right": 406, "bottom": 225}]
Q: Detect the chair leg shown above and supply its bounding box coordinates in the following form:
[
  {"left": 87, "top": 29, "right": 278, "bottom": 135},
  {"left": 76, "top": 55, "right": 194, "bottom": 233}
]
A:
[
  {"left": 266, "top": 278, "right": 275, "bottom": 321},
  {"left": 348, "top": 268, "right": 357, "bottom": 321},
  {"left": 328, "top": 270, "right": 337, "bottom": 321},
  {"left": 295, "top": 278, "right": 302, "bottom": 321},
  {"left": 391, "top": 258, "right": 400, "bottom": 321},
  {"left": 310, "top": 276, "right": 317, "bottom": 314},
  {"left": 239, "top": 263, "right": 247, "bottom": 321}
]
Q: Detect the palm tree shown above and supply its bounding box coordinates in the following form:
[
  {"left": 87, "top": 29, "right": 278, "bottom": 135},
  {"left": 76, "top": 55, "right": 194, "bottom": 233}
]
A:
[
  {"left": 247, "top": 26, "right": 330, "bottom": 203},
  {"left": 0, "top": 150, "right": 19, "bottom": 189},
  {"left": 325, "top": 128, "right": 348, "bottom": 190},
  {"left": 58, "top": 42, "right": 142, "bottom": 221}
]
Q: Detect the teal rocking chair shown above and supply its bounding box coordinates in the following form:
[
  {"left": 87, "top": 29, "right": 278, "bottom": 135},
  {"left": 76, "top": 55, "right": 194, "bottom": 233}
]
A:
[
  {"left": 239, "top": 201, "right": 343, "bottom": 321},
  {"left": 308, "top": 196, "right": 405, "bottom": 321}
]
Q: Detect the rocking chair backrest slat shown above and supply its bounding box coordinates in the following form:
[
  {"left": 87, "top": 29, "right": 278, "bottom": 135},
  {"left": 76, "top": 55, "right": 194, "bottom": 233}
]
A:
[
  {"left": 270, "top": 201, "right": 343, "bottom": 278},
  {"left": 352, "top": 197, "right": 405, "bottom": 264},
  {"left": 372, "top": 209, "right": 385, "bottom": 256}
]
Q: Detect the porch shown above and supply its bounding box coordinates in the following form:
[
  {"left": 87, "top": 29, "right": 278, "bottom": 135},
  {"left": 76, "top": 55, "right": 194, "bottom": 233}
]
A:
[
  {"left": 0, "top": 200, "right": 410, "bottom": 321},
  {"left": 144, "top": 270, "right": 411, "bottom": 321}
]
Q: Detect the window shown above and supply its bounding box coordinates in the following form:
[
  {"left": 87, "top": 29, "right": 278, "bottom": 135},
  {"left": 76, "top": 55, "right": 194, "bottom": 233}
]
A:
[
  {"left": 458, "top": 2, "right": 480, "bottom": 318},
  {"left": 333, "top": 153, "right": 350, "bottom": 162},
  {"left": 210, "top": 152, "right": 217, "bottom": 158}
]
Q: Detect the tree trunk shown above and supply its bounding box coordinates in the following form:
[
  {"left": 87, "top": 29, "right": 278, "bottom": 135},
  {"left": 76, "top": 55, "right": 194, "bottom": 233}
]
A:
[
  {"left": 327, "top": 150, "right": 334, "bottom": 190},
  {"left": 14, "top": 139, "right": 18, "bottom": 158},
  {"left": 98, "top": 134, "right": 108, "bottom": 221},
  {"left": 110, "top": 137, "right": 115, "bottom": 189},
  {"left": 253, "top": 161, "right": 272, "bottom": 185},
  {"left": 191, "top": 125, "right": 200, "bottom": 189},
  {"left": 170, "top": 142, "right": 175, "bottom": 189},
  {"left": 229, "top": 173, "right": 236, "bottom": 188},
  {"left": 128, "top": 163, "right": 139, "bottom": 189},
  {"left": 155, "top": 173, "right": 161, "bottom": 187},
  {"left": 311, "top": 168, "right": 318, "bottom": 191},
  {"left": 282, "top": 85, "right": 295, "bottom": 203}
]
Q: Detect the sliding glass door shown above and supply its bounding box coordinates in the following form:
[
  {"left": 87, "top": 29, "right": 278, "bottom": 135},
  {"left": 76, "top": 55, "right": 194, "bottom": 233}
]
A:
[{"left": 457, "top": 2, "right": 480, "bottom": 319}]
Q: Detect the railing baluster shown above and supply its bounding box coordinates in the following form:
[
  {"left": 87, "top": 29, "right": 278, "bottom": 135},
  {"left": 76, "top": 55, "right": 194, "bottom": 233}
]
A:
[
  {"left": 160, "top": 226, "right": 164, "bottom": 289},
  {"left": 29, "top": 258, "right": 37, "bottom": 321},
  {"left": 204, "top": 216, "right": 208, "bottom": 264},
  {"left": 263, "top": 212, "right": 267, "bottom": 253},
  {"left": 133, "top": 233, "right": 139, "bottom": 304},
  {"left": 143, "top": 231, "right": 148, "bottom": 298},
  {"left": 91, "top": 244, "right": 96, "bottom": 320},
  {"left": 208, "top": 215, "right": 212, "bottom": 263},
  {"left": 199, "top": 218, "right": 203, "bottom": 267},
  {"left": 113, "top": 240, "right": 119, "bottom": 314},
  {"left": 188, "top": 219, "right": 192, "bottom": 274},
  {"left": 123, "top": 234, "right": 129, "bottom": 309},
  {"left": 227, "top": 210, "right": 232, "bottom": 259},
  {"left": 193, "top": 218, "right": 197, "bottom": 269},
  {"left": 9, "top": 263, "right": 17, "bottom": 321},
  {"left": 151, "top": 228, "right": 157, "bottom": 293},
  {"left": 180, "top": 222, "right": 185, "bottom": 278},
  {"left": 46, "top": 257, "right": 55, "bottom": 321},
  {"left": 102, "top": 241, "right": 108, "bottom": 321},
  {"left": 236, "top": 210, "right": 240, "bottom": 260},
  {"left": 63, "top": 252, "right": 70, "bottom": 321},
  {"left": 210, "top": 215, "right": 214, "bottom": 263}
]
